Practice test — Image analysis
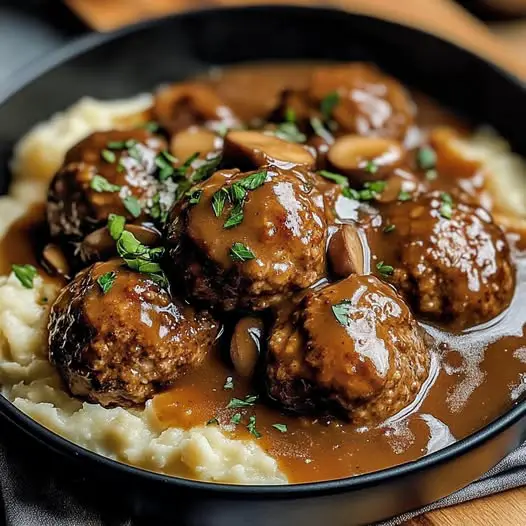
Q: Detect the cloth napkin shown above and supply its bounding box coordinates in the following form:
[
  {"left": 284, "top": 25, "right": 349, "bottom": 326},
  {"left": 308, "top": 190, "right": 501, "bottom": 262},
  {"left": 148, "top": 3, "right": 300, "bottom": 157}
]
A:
[{"left": 1, "top": 417, "right": 525, "bottom": 526}]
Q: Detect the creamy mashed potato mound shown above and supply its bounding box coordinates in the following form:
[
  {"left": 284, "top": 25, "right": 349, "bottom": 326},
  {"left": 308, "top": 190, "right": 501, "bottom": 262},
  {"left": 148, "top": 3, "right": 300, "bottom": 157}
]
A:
[{"left": 0, "top": 94, "right": 524, "bottom": 485}]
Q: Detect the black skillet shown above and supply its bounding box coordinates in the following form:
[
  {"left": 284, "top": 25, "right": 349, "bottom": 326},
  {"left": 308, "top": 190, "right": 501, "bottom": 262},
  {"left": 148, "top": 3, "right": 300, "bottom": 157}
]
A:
[{"left": 0, "top": 5, "right": 525, "bottom": 526}]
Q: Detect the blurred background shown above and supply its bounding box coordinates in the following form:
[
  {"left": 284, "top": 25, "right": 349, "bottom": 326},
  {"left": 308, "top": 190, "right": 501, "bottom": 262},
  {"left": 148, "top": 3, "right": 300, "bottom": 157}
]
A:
[{"left": 1, "top": 0, "right": 526, "bottom": 86}]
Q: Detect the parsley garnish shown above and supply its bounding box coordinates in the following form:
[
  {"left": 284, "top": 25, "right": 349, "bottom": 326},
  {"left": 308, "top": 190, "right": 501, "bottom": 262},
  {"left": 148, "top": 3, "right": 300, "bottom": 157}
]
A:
[
  {"left": 364, "top": 160, "right": 378, "bottom": 174},
  {"left": 187, "top": 189, "right": 202, "bottom": 205},
  {"left": 320, "top": 91, "right": 340, "bottom": 121},
  {"left": 310, "top": 116, "right": 332, "bottom": 141},
  {"left": 230, "top": 243, "right": 255, "bottom": 262},
  {"left": 440, "top": 192, "right": 453, "bottom": 219},
  {"left": 101, "top": 149, "right": 116, "bottom": 163},
  {"left": 230, "top": 413, "right": 242, "bottom": 425},
  {"left": 212, "top": 189, "right": 228, "bottom": 217},
  {"left": 229, "top": 183, "right": 247, "bottom": 203},
  {"left": 319, "top": 170, "right": 348, "bottom": 187},
  {"left": 141, "top": 121, "right": 159, "bottom": 133},
  {"left": 97, "top": 271, "right": 116, "bottom": 294},
  {"left": 224, "top": 376, "right": 234, "bottom": 390},
  {"left": 416, "top": 146, "right": 437, "bottom": 170},
  {"left": 376, "top": 261, "right": 394, "bottom": 277},
  {"left": 107, "top": 141, "right": 125, "bottom": 150},
  {"left": 12, "top": 264, "right": 37, "bottom": 289},
  {"left": 275, "top": 122, "right": 306, "bottom": 143},
  {"left": 272, "top": 424, "right": 288, "bottom": 433},
  {"left": 239, "top": 171, "right": 267, "bottom": 191},
  {"left": 150, "top": 193, "right": 169, "bottom": 224},
  {"left": 108, "top": 214, "right": 125, "bottom": 240},
  {"left": 223, "top": 203, "right": 244, "bottom": 229},
  {"left": 192, "top": 155, "right": 221, "bottom": 183},
  {"left": 247, "top": 416, "right": 262, "bottom": 438},
  {"left": 226, "top": 395, "right": 258, "bottom": 409},
  {"left": 285, "top": 107, "right": 296, "bottom": 123},
  {"left": 331, "top": 300, "right": 354, "bottom": 327},
  {"left": 398, "top": 191, "right": 411, "bottom": 202},
  {"left": 122, "top": 195, "right": 142, "bottom": 218},
  {"left": 342, "top": 180, "right": 386, "bottom": 202},
  {"left": 90, "top": 175, "right": 121, "bottom": 193},
  {"left": 383, "top": 224, "right": 396, "bottom": 233}
]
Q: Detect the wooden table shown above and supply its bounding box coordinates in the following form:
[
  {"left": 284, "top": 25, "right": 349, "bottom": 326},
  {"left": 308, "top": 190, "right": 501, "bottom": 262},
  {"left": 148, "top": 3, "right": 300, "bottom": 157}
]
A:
[{"left": 63, "top": 1, "right": 526, "bottom": 524}]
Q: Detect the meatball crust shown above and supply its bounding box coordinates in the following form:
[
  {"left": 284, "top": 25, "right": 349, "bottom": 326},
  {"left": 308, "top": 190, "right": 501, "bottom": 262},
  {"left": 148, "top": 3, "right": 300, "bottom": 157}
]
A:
[
  {"left": 266, "top": 275, "right": 430, "bottom": 425},
  {"left": 309, "top": 63, "right": 415, "bottom": 140},
  {"left": 365, "top": 193, "right": 516, "bottom": 330},
  {"left": 47, "top": 129, "right": 170, "bottom": 243},
  {"left": 166, "top": 166, "right": 327, "bottom": 311},
  {"left": 48, "top": 260, "right": 218, "bottom": 407}
]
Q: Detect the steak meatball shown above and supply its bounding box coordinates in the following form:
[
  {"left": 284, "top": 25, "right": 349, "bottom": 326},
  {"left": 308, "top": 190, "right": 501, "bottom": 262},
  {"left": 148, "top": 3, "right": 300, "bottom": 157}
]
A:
[
  {"left": 48, "top": 260, "right": 218, "bottom": 407},
  {"left": 266, "top": 275, "right": 430, "bottom": 425},
  {"left": 166, "top": 166, "right": 327, "bottom": 311},
  {"left": 365, "top": 193, "right": 515, "bottom": 330},
  {"left": 47, "top": 129, "right": 172, "bottom": 244}
]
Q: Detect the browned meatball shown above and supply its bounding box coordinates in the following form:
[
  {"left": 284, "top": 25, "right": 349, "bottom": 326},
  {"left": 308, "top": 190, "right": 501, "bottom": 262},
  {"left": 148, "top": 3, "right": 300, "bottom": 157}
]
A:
[
  {"left": 166, "top": 166, "right": 327, "bottom": 311},
  {"left": 47, "top": 129, "right": 173, "bottom": 243},
  {"left": 364, "top": 193, "right": 515, "bottom": 330},
  {"left": 48, "top": 260, "right": 218, "bottom": 407},
  {"left": 266, "top": 275, "right": 429, "bottom": 425},
  {"left": 309, "top": 63, "right": 415, "bottom": 140}
]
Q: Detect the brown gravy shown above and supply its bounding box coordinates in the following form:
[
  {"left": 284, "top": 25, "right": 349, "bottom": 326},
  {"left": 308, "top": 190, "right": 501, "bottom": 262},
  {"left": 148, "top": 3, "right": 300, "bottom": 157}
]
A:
[{"left": 4, "top": 63, "right": 526, "bottom": 485}]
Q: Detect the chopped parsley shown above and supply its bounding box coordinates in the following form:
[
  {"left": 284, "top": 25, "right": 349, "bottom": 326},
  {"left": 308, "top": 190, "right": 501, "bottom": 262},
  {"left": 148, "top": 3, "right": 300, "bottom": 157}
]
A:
[
  {"left": 150, "top": 193, "right": 169, "bottom": 224},
  {"left": 206, "top": 417, "right": 219, "bottom": 426},
  {"left": 230, "top": 243, "right": 255, "bottom": 262},
  {"left": 376, "top": 261, "right": 394, "bottom": 277},
  {"left": 122, "top": 195, "right": 142, "bottom": 218},
  {"left": 226, "top": 395, "right": 258, "bottom": 409},
  {"left": 275, "top": 122, "right": 306, "bottom": 143},
  {"left": 247, "top": 415, "right": 262, "bottom": 439},
  {"left": 319, "top": 170, "right": 348, "bottom": 187},
  {"left": 440, "top": 192, "right": 453, "bottom": 219},
  {"left": 383, "top": 224, "right": 396, "bottom": 233},
  {"left": 12, "top": 264, "right": 37, "bottom": 289},
  {"left": 97, "top": 271, "right": 116, "bottom": 294},
  {"left": 141, "top": 121, "right": 159, "bottom": 133},
  {"left": 331, "top": 300, "right": 354, "bottom": 327},
  {"left": 285, "top": 107, "right": 296, "bottom": 123},
  {"left": 416, "top": 146, "right": 437, "bottom": 170},
  {"left": 224, "top": 376, "right": 234, "bottom": 390},
  {"left": 212, "top": 189, "right": 228, "bottom": 217},
  {"left": 107, "top": 214, "right": 125, "bottom": 240},
  {"left": 239, "top": 171, "right": 267, "bottom": 191},
  {"left": 425, "top": 169, "right": 438, "bottom": 181},
  {"left": 230, "top": 413, "right": 242, "bottom": 425},
  {"left": 342, "top": 180, "right": 386, "bottom": 202},
  {"left": 101, "top": 149, "right": 116, "bottom": 163},
  {"left": 310, "top": 116, "right": 332, "bottom": 141},
  {"left": 90, "top": 175, "right": 120, "bottom": 193},
  {"left": 398, "top": 190, "right": 411, "bottom": 202},
  {"left": 272, "top": 424, "right": 288, "bottom": 433},
  {"left": 223, "top": 203, "right": 244, "bottom": 229},
  {"left": 229, "top": 183, "right": 247, "bottom": 203},
  {"left": 364, "top": 160, "right": 378, "bottom": 174},
  {"left": 187, "top": 189, "right": 203, "bottom": 205},
  {"left": 107, "top": 141, "right": 126, "bottom": 150},
  {"left": 320, "top": 91, "right": 340, "bottom": 121},
  {"left": 192, "top": 155, "right": 221, "bottom": 184}
]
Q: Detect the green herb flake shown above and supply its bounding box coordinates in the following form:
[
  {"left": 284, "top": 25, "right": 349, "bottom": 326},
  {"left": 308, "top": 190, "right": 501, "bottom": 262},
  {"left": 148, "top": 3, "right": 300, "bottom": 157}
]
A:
[
  {"left": 376, "top": 261, "right": 394, "bottom": 277},
  {"left": 230, "top": 413, "right": 242, "bottom": 425},
  {"left": 101, "top": 149, "right": 116, "bottom": 163},
  {"left": 177, "top": 151, "right": 199, "bottom": 173},
  {"left": 319, "top": 170, "right": 348, "bottom": 187},
  {"left": 12, "top": 264, "right": 37, "bottom": 289},
  {"left": 229, "top": 183, "right": 247, "bottom": 203},
  {"left": 440, "top": 192, "right": 453, "bottom": 219},
  {"left": 417, "top": 146, "right": 437, "bottom": 170},
  {"left": 425, "top": 169, "right": 438, "bottom": 181},
  {"left": 285, "top": 107, "right": 296, "bottom": 123},
  {"left": 187, "top": 189, "right": 203, "bottom": 205},
  {"left": 247, "top": 415, "right": 262, "bottom": 439},
  {"left": 206, "top": 417, "right": 219, "bottom": 426},
  {"left": 150, "top": 193, "right": 169, "bottom": 224},
  {"left": 342, "top": 187, "right": 360, "bottom": 200},
  {"left": 230, "top": 243, "right": 255, "bottom": 263},
  {"left": 212, "top": 188, "right": 228, "bottom": 217},
  {"left": 320, "top": 91, "right": 340, "bottom": 121},
  {"left": 125, "top": 139, "right": 138, "bottom": 149},
  {"left": 383, "top": 224, "right": 396, "bottom": 233},
  {"left": 331, "top": 300, "right": 354, "bottom": 327},
  {"left": 192, "top": 155, "right": 222, "bottom": 184},
  {"left": 107, "top": 214, "right": 126, "bottom": 240},
  {"left": 398, "top": 191, "right": 411, "bottom": 202},
  {"left": 364, "top": 181, "right": 387, "bottom": 194},
  {"left": 90, "top": 174, "right": 121, "bottom": 193},
  {"left": 142, "top": 121, "right": 159, "bottom": 133},
  {"left": 275, "top": 122, "right": 306, "bottom": 143},
  {"left": 122, "top": 195, "right": 142, "bottom": 218},
  {"left": 224, "top": 376, "right": 234, "bottom": 390},
  {"left": 272, "top": 424, "right": 288, "bottom": 433},
  {"left": 97, "top": 271, "right": 116, "bottom": 294},
  {"left": 107, "top": 141, "right": 125, "bottom": 150},
  {"left": 223, "top": 203, "right": 244, "bottom": 229},
  {"left": 239, "top": 171, "right": 267, "bottom": 191},
  {"left": 364, "top": 160, "right": 378, "bottom": 174},
  {"left": 310, "top": 116, "right": 332, "bottom": 140},
  {"left": 226, "top": 395, "right": 258, "bottom": 409}
]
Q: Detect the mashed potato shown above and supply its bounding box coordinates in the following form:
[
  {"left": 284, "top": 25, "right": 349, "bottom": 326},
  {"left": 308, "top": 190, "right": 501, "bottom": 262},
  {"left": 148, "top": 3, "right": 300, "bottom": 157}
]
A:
[{"left": 0, "top": 93, "right": 524, "bottom": 485}]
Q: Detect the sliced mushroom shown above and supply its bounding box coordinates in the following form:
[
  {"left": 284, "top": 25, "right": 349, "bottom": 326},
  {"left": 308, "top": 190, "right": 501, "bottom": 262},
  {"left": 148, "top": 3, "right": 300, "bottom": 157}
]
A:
[
  {"left": 79, "top": 224, "right": 162, "bottom": 264},
  {"left": 224, "top": 130, "right": 315, "bottom": 170},
  {"left": 170, "top": 127, "right": 221, "bottom": 162},
  {"left": 328, "top": 223, "right": 367, "bottom": 278},
  {"left": 328, "top": 135, "right": 406, "bottom": 183},
  {"left": 230, "top": 317, "right": 264, "bottom": 378},
  {"left": 41, "top": 243, "right": 71, "bottom": 278}
]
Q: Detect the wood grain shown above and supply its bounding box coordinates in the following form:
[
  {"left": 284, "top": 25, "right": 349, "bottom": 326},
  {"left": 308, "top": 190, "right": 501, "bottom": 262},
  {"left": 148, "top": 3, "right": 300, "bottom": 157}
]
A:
[{"left": 63, "top": 0, "right": 526, "bottom": 524}]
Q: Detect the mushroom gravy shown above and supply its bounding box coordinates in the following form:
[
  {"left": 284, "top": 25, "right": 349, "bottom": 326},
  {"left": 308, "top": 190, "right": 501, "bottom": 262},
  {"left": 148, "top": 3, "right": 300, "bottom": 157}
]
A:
[{"left": 4, "top": 62, "right": 526, "bottom": 484}]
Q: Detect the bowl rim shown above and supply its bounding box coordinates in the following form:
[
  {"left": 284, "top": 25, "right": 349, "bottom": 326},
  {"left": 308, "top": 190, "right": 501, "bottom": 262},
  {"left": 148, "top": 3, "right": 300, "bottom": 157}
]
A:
[{"left": 0, "top": 2, "right": 525, "bottom": 497}]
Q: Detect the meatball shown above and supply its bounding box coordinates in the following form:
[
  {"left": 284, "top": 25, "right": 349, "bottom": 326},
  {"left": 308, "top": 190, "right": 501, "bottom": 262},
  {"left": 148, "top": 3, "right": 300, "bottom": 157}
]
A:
[
  {"left": 47, "top": 129, "right": 172, "bottom": 243},
  {"left": 48, "top": 260, "right": 218, "bottom": 407},
  {"left": 365, "top": 193, "right": 515, "bottom": 329},
  {"left": 166, "top": 166, "right": 327, "bottom": 311},
  {"left": 309, "top": 63, "right": 415, "bottom": 140},
  {"left": 266, "top": 275, "right": 430, "bottom": 425}
]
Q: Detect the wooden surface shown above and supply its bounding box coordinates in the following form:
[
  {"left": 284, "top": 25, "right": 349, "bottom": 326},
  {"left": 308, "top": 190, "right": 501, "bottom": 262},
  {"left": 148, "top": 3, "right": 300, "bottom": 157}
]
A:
[{"left": 63, "top": 0, "right": 526, "bottom": 524}]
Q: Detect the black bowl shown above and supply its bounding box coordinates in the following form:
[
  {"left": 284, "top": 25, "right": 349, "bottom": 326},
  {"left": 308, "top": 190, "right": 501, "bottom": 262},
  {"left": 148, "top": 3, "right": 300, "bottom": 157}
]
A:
[{"left": 0, "top": 5, "right": 525, "bottom": 525}]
